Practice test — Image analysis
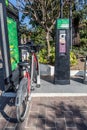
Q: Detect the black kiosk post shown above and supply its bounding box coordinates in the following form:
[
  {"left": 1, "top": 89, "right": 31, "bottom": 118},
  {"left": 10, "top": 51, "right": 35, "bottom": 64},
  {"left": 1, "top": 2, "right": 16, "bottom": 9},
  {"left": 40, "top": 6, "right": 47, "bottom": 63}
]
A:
[
  {"left": 54, "top": 18, "right": 70, "bottom": 85},
  {"left": 0, "top": 0, "right": 20, "bottom": 91}
]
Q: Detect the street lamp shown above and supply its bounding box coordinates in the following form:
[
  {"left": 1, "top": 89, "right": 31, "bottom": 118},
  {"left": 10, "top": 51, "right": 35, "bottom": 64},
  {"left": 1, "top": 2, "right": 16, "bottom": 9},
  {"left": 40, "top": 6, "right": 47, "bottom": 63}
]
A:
[
  {"left": 60, "top": 0, "right": 63, "bottom": 18},
  {"left": 69, "top": 0, "right": 72, "bottom": 49}
]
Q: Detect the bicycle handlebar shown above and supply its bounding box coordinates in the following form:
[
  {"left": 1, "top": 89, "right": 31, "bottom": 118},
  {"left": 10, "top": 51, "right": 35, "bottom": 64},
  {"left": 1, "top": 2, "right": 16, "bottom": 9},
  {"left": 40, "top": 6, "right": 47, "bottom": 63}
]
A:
[
  {"left": 19, "top": 44, "right": 44, "bottom": 52},
  {"left": 19, "top": 44, "right": 29, "bottom": 49}
]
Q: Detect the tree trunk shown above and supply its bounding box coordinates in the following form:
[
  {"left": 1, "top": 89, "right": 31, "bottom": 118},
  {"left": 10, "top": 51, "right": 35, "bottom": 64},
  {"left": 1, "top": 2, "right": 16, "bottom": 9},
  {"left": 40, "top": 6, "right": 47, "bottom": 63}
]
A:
[{"left": 46, "top": 31, "right": 51, "bottom": 57}]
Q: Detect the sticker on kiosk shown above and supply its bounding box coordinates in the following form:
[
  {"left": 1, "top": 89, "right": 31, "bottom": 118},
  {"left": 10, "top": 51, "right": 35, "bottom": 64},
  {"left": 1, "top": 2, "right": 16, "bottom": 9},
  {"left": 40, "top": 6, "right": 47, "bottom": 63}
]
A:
[{"left": 59, "top": 33, "right": 66, "bottom": 55}]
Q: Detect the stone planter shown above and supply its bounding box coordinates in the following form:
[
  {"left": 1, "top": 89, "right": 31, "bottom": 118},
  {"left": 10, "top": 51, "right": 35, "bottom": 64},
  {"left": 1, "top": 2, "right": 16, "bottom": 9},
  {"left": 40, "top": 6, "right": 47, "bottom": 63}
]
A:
[
  {"left": 40, "top": 63, "right": 50, "bottom": 75},
  {"left": 40, "top": 63, "right": 84, "bottom": 77}
]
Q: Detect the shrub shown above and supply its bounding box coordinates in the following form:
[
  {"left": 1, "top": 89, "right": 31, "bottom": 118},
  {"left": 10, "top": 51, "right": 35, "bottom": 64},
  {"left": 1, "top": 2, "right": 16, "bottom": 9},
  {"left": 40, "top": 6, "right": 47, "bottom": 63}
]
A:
[
  {"left": 49, "top": 47, "right": 55, "bottom": 65},
  {"left": 80, "top": 38, "right": 87, "bottom": 47},
  {"left": 70, "top": 51, "right": 78, "bottom": 66},
  {"left": 39, "top": 46, "right": 55, "bottom": 65},
  {"left": 39, "top": 48, "right": 48, "bottom": 64},
  {"left": 39, "top": 47, "right": 78, "bottom": 67}
]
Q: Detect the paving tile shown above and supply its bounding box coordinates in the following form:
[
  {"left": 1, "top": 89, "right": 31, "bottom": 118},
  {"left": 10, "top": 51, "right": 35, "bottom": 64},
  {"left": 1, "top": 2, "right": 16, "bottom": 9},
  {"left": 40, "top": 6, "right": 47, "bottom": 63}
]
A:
[
  {"left": 5, "top": 128, "right": 15, "bottom": 130},
  {"left": 79, "top": 105, "right": 87, "bottom": 111},
  {"left": 30, "top": 101, "right": 39, "bottom": 112},
  {"left": 75, "top": 118, "right": 87, "bottom": 130},
  {"left": 66, "top": 118, "right": 76, "bottom": 127},
  {"left": 38, "top": 106, "right": 46, "bottom": 116},
  {"left": 64, "top": 111, "right": 75, "bottom": 127},
  {"left": 71, "top": 107, "right": 82, "bottom": 118},
  {"left": 3, "top": 105, "right": 16, "bottom": 120},
  {"left": 5, "top": 111, "right": 17, "bottom": 129},
  {"left": 46, "top": 105, "right": 56, "bottom": 111},
  {"left": 74, "top": 118, "right": 82, "bottom": 123},
  {"left": 45, "top": 127, "right": 56, "bottom": 130},
  {"left": 64, "top": 111, "right": 73, "bottom": 118},
  {"left": 0, "top": 118, "right": 8, "bottom": 129},
  {"left": 55, "top": 108, "right": 64, "bottom": 118},
  {"left": 38, "top": 112, "right": 46, "bottom": 119},
  {"left": 5, "top": 122, "right": 17, "bottom": 129},
  {"left": 26, "top": 111, "right": 38, "bottom": 127},
  {"left": 58, "top": 103, "right": 71, "bottom": 112},
  {"left": 39, "top": 98, "right": 50, "bottom": 106},
  {"left": 66, "top": 127, "right": 78, "bottom": 130},
  {"left": 56, "top": 118, "right": 66, "bottom": 130},
  {"left": 36, "top": 118, "right": 45, "bottom": 130},
  {"left": 39, "top": 104, "right": 45, "bottom": 111},
  {"left": 46, "top": 111, "right": 56, "bottom": 120},
  {"left": 0, "top": 110, "right": 4, "bottom": 119},
  {"left": 80, "top": 111, "right": 87, "bottom": 119},
  {"left": 36, "top": 127, "right": 45, "bottom": 130},
  {"left": 32, "top": 97, "right": 40, "bottom": 102},
  {"left": 40, "top": 97, "right": 49, "bottom": 102},
  {"left": 24, "top": 127, "right": 36, "bottom": 130},
  {"left": 45, "top": 118, "right": 56, "bottom": 128},
  {"left": 15, "top": 118, "right": 28, "bottom": 130}
]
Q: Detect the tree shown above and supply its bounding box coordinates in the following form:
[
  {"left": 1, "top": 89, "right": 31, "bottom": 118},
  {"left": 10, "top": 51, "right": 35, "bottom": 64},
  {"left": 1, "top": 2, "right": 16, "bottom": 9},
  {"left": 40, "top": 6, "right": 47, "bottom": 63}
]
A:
[
  {"left": 73, "top": 3, "right": 87, "bottom": 45},
  {"left": 19, "top": 23, "right": 31, "bottom": 43},
  {"left": 17, "top": 0, "right": 70, "bottom": 57},
  {"left": 31, "top": 26, "right": 46, "bottom": 45}
]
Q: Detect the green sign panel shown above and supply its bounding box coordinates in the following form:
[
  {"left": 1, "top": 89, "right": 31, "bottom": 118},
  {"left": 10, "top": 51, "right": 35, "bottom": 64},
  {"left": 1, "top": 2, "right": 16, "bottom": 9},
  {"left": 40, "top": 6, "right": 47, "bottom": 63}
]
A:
[
  {"left": 7, "top": 17, "right": 19, "bottom": 71},
  {"left": 57, "top": 19, "right": 69, "bottom": 29},
  {"left": 5, "top": 0, "right": 9, "bottom": 6}
]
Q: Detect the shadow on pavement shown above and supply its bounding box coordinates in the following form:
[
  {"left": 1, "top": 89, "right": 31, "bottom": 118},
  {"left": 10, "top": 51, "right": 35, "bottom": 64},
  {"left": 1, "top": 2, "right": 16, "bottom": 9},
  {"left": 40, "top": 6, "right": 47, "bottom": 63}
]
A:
[
  {"left": 41, "top": 75, "right": 84, "bottom": 84},
  {"left": 0, "top": 68, "right": 5, "bottom": 92},
  {"left": 32, "top": 99, "right": 87, "bottom": 130},
  {"left": 0, "top": 96, "right": 17, "bottom": 123},
  {"left": 41, "top": 75, "right": 54, "bottom": 84},
  {"left": 71, "top": 75, "right": 84, "bottom": 84}
]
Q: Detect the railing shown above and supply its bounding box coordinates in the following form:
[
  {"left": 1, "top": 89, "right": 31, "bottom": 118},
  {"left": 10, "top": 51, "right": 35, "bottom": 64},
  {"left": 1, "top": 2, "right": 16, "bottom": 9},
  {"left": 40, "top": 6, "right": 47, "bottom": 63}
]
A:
[{"left": 83, "top": 56, "right": 87, "bottom": 84}]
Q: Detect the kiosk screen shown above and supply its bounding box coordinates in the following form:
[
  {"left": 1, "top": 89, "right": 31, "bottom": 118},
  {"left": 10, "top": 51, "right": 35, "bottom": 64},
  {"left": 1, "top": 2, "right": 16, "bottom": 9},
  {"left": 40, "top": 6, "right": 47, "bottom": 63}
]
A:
[{"left": 7, "top": 17, "right": 19, "bottom": 71}]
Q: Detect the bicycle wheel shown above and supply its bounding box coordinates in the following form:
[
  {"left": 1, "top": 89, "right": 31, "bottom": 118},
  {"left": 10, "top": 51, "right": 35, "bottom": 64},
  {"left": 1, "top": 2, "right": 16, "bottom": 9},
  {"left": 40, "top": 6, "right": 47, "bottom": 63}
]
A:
[{"left": 16, "top": 77, "right": 30, "bottom": 122}]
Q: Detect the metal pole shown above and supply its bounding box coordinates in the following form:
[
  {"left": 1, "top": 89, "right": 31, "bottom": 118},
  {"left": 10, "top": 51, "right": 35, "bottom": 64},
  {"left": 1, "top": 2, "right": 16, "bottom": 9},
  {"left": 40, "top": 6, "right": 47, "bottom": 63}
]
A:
[
  {"left": 60, "top": 0, "right": 63, "bottom": 18},
  {"left": 69, "top": 0, "right": 72, "bottom": 50}
]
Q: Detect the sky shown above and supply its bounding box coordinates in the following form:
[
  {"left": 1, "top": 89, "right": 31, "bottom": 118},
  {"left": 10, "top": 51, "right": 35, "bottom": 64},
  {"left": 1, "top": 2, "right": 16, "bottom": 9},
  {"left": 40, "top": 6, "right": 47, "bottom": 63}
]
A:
[
  {"left": 9, "top": 0, "right": 30, "bottom": 29},
  {"left": 9, "top": 0, "right": 16, "bottom": 6}
]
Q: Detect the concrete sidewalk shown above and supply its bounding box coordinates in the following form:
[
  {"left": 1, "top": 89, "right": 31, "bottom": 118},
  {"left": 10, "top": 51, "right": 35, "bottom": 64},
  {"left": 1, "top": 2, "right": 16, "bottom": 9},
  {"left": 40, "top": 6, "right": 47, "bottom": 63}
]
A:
[{"left": 32, "top": 76, "right": 87, "bottom": 94}]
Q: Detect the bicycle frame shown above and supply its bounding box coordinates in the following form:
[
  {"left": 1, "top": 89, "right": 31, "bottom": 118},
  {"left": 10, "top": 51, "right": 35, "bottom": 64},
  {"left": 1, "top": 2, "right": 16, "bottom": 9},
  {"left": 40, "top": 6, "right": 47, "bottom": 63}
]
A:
[
  {"left": 24, "top": 70, "right": 31, "bottom": 93},
  {"left": 31, "top": 52, "right": 40, "bottom": 86}
]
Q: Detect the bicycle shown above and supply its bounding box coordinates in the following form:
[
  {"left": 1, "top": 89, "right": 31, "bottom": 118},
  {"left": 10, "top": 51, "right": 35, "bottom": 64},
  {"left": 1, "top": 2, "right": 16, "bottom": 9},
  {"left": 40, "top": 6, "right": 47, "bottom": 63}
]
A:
[{"left": 15, "top": 43, "right": 41, "bottom": 122}]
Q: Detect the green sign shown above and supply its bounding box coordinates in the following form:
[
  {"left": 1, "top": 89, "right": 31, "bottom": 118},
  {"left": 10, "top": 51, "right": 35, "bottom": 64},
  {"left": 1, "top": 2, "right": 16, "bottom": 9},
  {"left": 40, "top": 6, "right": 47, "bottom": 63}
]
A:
[
  {"left": 5, "top": 0, "right": 9, "bottom": 6},
  {"left": 57, "top": 19, "right": 69, "bottom": 29},
  {"left": 7, "top": 17, "right": 19, "bottom": 71}
]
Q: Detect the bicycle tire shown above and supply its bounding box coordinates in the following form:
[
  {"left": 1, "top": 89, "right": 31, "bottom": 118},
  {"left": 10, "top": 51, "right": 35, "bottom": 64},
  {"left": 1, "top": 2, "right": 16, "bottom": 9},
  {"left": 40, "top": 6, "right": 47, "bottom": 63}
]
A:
[{"left": 16, "top": 78, "right": 30, "bottom": 122}]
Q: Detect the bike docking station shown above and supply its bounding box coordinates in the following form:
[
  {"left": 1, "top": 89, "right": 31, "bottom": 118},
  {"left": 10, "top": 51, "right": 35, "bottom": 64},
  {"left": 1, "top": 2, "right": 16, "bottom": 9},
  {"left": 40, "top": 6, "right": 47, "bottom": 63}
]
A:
[
  {"left": 0, "top": 0, "right": 20, "bottom": 96},
  {"left": 54, "top": 18, "right": 70, "bottom": 85}
]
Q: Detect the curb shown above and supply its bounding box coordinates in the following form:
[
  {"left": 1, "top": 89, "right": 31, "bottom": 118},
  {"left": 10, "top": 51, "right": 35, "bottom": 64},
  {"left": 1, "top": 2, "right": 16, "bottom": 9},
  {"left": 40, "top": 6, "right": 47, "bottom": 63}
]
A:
[
  {"left": 31, "top": 93, "right": 87, "bottom": 97},
  {"left": 40, "top": 64, "right": 84, "bottom": 76}
]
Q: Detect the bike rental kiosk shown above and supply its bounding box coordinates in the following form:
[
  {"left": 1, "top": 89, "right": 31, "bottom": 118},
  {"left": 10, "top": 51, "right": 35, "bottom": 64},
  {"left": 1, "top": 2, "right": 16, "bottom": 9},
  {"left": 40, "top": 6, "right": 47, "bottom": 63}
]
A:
[
  {"left": 0, "top": 0, "right": 20, "bottom": 91},
  {"left": 54, "top": 19, "right": 70, "bottom": 84}
]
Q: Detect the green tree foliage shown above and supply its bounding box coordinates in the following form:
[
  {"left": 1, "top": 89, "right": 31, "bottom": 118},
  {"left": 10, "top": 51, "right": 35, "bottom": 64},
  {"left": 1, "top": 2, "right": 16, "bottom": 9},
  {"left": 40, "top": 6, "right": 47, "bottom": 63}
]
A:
[
  {"left": 31, "top": 26, "right": 46, "bottom": 45},
  {"left": 19, "top": 23, "right": 31, "bottom": 43},
  {"left": 73, "top": 3, "right": 87, "bottom": 42},
  {"left": 17, "top": 0, "right": 71, "bottom": 57},
  {"left": 73, "top": 4, "right": 87, "bottom": 56}
]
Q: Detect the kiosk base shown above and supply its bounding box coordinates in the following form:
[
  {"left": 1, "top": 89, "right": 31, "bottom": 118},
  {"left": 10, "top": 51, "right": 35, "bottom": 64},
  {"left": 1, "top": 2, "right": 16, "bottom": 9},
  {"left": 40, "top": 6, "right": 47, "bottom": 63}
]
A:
[
  {"left": 54, "top": 79, "right": 70, "bottom": 85},
  {"left": 83, "top": 80, "right": 87, "bottom": 84}
]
